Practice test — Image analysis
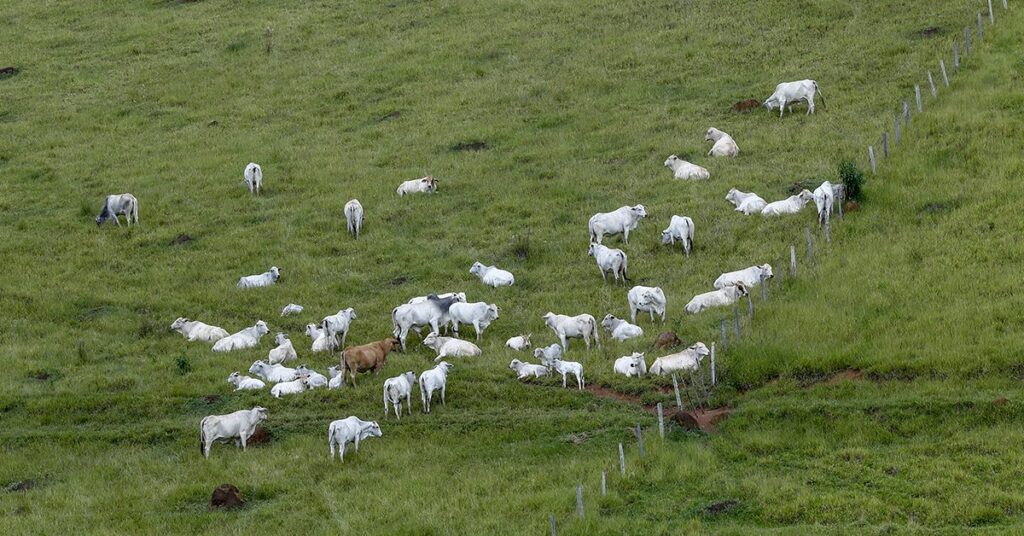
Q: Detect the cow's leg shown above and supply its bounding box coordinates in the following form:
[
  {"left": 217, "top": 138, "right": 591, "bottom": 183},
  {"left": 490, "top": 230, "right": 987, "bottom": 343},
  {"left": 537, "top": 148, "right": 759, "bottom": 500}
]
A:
[
  {"left": 406, "top": 393, "right": 412, "bottom": 416},
  {"left": 421, "top": 390, "right": 428, "bottom": 413},
  {"left": 473, "top": 321, "right": 482, "bottom": 340},
  {"left": 807, "top": 95, "right": 815, "bottom": 114},
  {"left": 330, "top": 439, "right": 335, "bottom": 460},
  {"left": 562, "top": 373, "right": 567, "bottom": 388},
  {"left": 583, "top": 333, "right": 591, "bottom": 349},
  {"left": 649, "top": 310, "right": 655, "bottom": 322},
  {"left": 240, "top": 432, "right": 248, "bottom": 452},
  {"left": 441, "top": 384, "right": 446, "bottom": 406},
  {"left": 623, "top": 228, "right": 630, "bottom": 244},
  {"left": 600, "top": 268, "right": 607, "bottom": 283},
  {"left": 112, "top": 214, "right": 122, "bottom": 227},
  {"left": 395, "top": 400, "right": 401, "bottom": 420},
  {"left": 631, "top": 308, "right": 637, "bottom": 324},
  {"left": 354, "top": 436, "right": 360, "bottom": 452},
  {"left": 559, "top": 333, "right": 568, "bottom": 352},
  {"left": 452, "top": 321, "right": 459, "bottom": 337}
]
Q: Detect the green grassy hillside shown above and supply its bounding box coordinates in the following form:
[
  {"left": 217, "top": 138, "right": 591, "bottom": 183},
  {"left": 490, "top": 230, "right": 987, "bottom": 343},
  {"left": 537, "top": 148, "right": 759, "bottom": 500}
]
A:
[{"left": 2, "top": 0, "right": 1022, "bottom": 533}]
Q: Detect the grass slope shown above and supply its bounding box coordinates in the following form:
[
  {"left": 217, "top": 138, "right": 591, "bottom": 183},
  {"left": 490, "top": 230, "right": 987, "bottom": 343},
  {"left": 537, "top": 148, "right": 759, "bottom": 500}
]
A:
[{"left": 1, "top": 0, "right": 1022, "bottom": 533}]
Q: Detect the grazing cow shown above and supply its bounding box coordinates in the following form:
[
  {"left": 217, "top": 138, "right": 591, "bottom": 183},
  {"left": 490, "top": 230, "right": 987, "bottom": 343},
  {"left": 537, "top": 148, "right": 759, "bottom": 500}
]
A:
[
  {"left": 392, "top": 294, "right": 463, "bottom": 350},
  {"left": 212, "top": 321, "right": 269, "bottom": 352},
  {"left": 628, "top": 286, "right": 667, "bottom": 324},
  {"left": 270, "top": 377, "right": 309, "bottom": 398},
  {"left": 661, "top": 215, "right": 695, "bottom": 256},
  {"left": 306, "top": 323, "right": 332, "bottom": 353},
  {"left": 714, "top": 264, "right": 774, "bottom": 290},
  {"left": 344, "top": 199, "right": 364, "bottom": 238},
  {"left": 419, "top": 361, "right": 453, "bottom": 413},
  {"left": 469, "top": 262, "right": 515, "bottom": 287},
  {"left": 601, "top": 314, "right": 644, "bottom": 342},
  {"left": 295, "top": 364, "right": 328, "bottom": 388},
  {"left": 322, "top": 308, "right": 357, "bottom": 350},
  {"left": 813, "top": 181, "right": 835, "bottom": 226},
  {"left": 705, "top": 128, "right": 739, "bottom": 157},
  {"left": 170, "top": 317, "right": 229, "bottom": 343},
  {"left": 327, "top": 366, "right": 344, "bottom": 390},
  {"left": 733, "top": 99, "right": 760, "bottom": 113},
  {"left": 237, "top": 266, "right": 280, "bottom": 289},
  {"left": 763, "top": 79, "right": 826, "bottom": 117},
  {"left": 614, "top": 352, "right": 647, "bottom": 377},
  {"left": 340, "top": 337, "right": 400, "bottom": 386},
  {"left": 280, "top": 303, "right": 304, "bottom": 316},
  {"left": 650, "top": 343, "right": 711, "bottom": 375},
  {"left": 509, "top": 359, "right": 549, "bottom": 381},
  {"left": 227, "top": 371, "right": 266, "bottom": 391},
  {"left": 248, "top": 360, "right": 298, "bottom": 383},
  {"left": 199, "top": 406, "right": 267, "bottom": 458},
  {"left": 685, "top": 283, "right": 748, "bottom": 315},
  {"left": 396, "top": 175, "right": 438, "bottom": 196},
  {"left": 533, "top": 343, "right": 563, "bottom": 363},
  {"left": 664, "top": 155, "right": 710, "bottom": 180},
  {"left": 267, "top": 333, "right": 297, "bottom": 365},
  {"left": 652, "top": 332, "right": 683, "bottom": 350},
  {"left": 588, "top": 205, "right": 647, "bottom": 244},
  {"left": 540, "top": 357, "right": 584, "bottom": 390},
  {"left": 422, "top": 333, "right": 482, "bottom": 361},
  {"left": 383, "top": 371, "right": 417, "bottom": 420},
  {"left": 725, "top": 188, "right": 767, "bottom": 215},
  {"left": 447, "top": 302, "right": 499, "bottom": 340},
  {"left": 327, "top": 417, "right": 382, "bottom": 462},
  {"left": 243, "top": 163, "right": 263, "bottom": 195},
  {"left": 542, "top": 312, "right": 600, "bottom": 351},
  {"left": 588, "top": 243, "right": 628, "bottom": 284},
  {"left": 505, "top": 334, "right": 532, "bottom": 351},
  {"left": 95, "top": 193, "right": 139, "bottom": 227},
  {"left": 761, "top": 190, "right": 814, "bottom": 216}
]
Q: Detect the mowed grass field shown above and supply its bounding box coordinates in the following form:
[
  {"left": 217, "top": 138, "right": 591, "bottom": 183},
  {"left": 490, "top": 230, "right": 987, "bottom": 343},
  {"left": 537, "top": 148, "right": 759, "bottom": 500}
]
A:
[{"left": 2, "top": 0, "right": 1024, "bottom": 533}]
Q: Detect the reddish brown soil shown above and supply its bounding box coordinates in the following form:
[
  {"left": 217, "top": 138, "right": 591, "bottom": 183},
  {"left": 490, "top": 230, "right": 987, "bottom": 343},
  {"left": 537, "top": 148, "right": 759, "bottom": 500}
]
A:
[{"left": 210, "top": 484, "right": 244, "bottom": 509}]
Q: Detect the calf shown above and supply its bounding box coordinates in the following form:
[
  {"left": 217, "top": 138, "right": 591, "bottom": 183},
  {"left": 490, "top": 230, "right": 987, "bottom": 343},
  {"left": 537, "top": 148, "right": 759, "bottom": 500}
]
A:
[
  {"left": 171, "top": 317, "right": 229, "bottom": 343},
  {"left": 614, "top": 352, "right": 647, "bottom": 377},
  {"left": 271, "top": 377, "right": 309, "bottom": 398},
  {"left": 509, "top": 359, "right": 549, "bottom": 381},
  {"left": 714, "top": 264, "right": 773, "bottom": 290},
  {"left": 650, "top": 343, "right": 710, "bottom": 375},
  {"left": 725, "top": 188, "right": 767, "bottom": 215},
  {"left": 627, "top": 286, "right": 667, "bottom": 324},
  {"left": 327, "top": 366, "right": 344, "bottom": 390},
  {"left": 383, "top": 371, "right": 417, "bottom": 420},
  {"left": 248, "top": 360, "right": 298, "bottom": 383},
  {"left": 542, "top": 312, "right": 600, "bottom": 351},
  {"left": 280, "top": 303, "right": 304, "bottom": 316},
  {"left": 200, "top": 406, "right": 267, "bottom": 458},
  {"left": 447, "top": 302, "right": 499, "bottom": 340},
  {"left": 237, "top": 266, "right": 280, "bottom": 289},
  {"left": 763, "top": 79, "right": 826, "bottom": 117},
  {"left": 419, "top": 361, "right": 454, "bottom": 413},
  {"left": 212, "top": 321, "right": 269, "bottom": 352},
  {"left": 505, "top": 334, "right": 532, "bottom": 351},
  {"left": 601, "top": 314, "right": 644, "bottom": 342},
  {"left": 306, "top": 323, "right": 332, "bottom": 353},
  {"left": 243, "top": 163, "right": 263, "bottom": 195},
  {"left": 761, "top": 190, "right": 814, "bottom": 216},
  {"left": 684, "top": 283, "right": 748, "bottom": 315},
  {"left": 295, "top": 364, "right": 328, "bottom": 388},
  {"left": 423, "top": 333, "right": 482, "bottom": 361},
  {"left": 396, "top": 175, "right": 438, "bottom": 196},
  {"left": 469, "top": 262, "right": 515, "bottom": 287},
  {"left": 664, "top": 155, "right": 710, "bottom": 180},
  {"left": 533, "top": 343, "right": 563, "bottom": 363},
  {"left": 95, "top": 193, "right": 139, "bottom": 227},
  {"left": 661, "top": 215, "right": 694, "bottom": 256},
  {"left": 340, "top": 337, "right": 400, "bottom": 386},
  {"left": 344, "top": 199, "right": 364, "bottom": 238},
  {"left": 227, "top": 371, "right": 266, "bottom": 391},
  {"left": 588, "top": 205, "right": 647, "bottom": 244},
  {"left": 327, "top": 417, "right": 382, "bottom": 462},
  {"left": 542, "top": 357, "right": 585, "bottom": 390},
  {"left": 322, "top": 308, "right": 357, "bottom": 350},
  {"left": 588, "top": 243, "right": 628, "bottom": 284},
  {"left": 267, "top": 333, "right": 297, "bottom": 365},
  {"left": 705, "top": 127, "right": 739, "bottom": 157}
]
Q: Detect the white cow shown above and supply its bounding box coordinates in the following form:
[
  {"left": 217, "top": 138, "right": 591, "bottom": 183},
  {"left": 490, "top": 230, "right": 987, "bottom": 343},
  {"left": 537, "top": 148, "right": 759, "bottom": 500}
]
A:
[
  {"left": 327, "top": 366, "right": 344, "bottom": 390},
  {"left": 328, "top": 417, "right": 382, "bottom": 462},
  {"left": 469, "top": 262, "right": 515, "bottom": 287},
  {"left": 601, "top": 314, "right": 644, "bottom": 342},
  {"left": 725, "top": 189, "right": 767, "bottom": 215},
  {"left": 422, "top": 333, "right": 482, "bottom": 361},
  {"left": 588, "top": 243, "right": 628, "bottom": 284},
  {"left": 533, "top": 343, "right": 563, "bottom": 363},
  {"left": 509, "top": 359, "right": 549, "bottom": 381},
  {"left": 237, "top": 266, "right": 280, "bottom": 289},
  {"left": 199, "top": 406, "right": 267, "bottom": 458},
  {"left": 95, "top": 193, "right": 139, "bottom": 227},
  {"left": 248, "top": 360, "right": 298, "bottom": 383},
  {"left": 650, "top": 343, "right": 711, "bottom": 375},
  {"left": 322, "top": 308, "right": 357, "bottom": 349},
  {"left": 761, "top": 190, "right": 814, "bottom": 216},
  {"left": 243, "top": 162, "right": 263, "bottom": 195},
  {"left": 542, "top": 312, "right": 600, "bottom": 351},
  {"left": 661, "top": 215, "right": 695, "bottom": 256},
  {"left": 628, "top": 286, "right": 667, "bottom": 324},
  {"left": 763, "top": 79, "right": 826, "bottom": 117},
  {"left": 685, "top": 284, "right": 748, "bottom": 315},
  {"left": 392, "top": 295, "right": 463, "bottom": 351},
  {"left": 664, "top": 155, "right": 710, "bottom": 180},
  {"left": 396, "top": 175, "right": 438, "bottom": 196},
  {"left": 705, "top": 128, "right": 739, "bottom": 157},
  {"left": 270, "top": 377, "right": 309, "bottom": 398},
  {"left": 306, "top": 323, "right": 331, "bottom": 353},
  {"left": 714, "top": 264, "right": 774, "bottom": 290},
  {"left": 540, "top": 357, "right": 584, "bottom": 390},
  {"left": 295, "top": 364, "right": 328, "bottom": 388},
  {"left": 419, "top": 362, "right": 453, "bottom": 413},
  {"left": 212, "top": 321, "right": 269, "bottom": 352},
  {"left": 588, "top": 205, "right": 647, "bottom": 244},
  {"left": 408, "top": 292, "right": 467, "bottom": 305},
  {"left": 613, "top": 352, "right": 647, "bottom": 377},
  {"left": 505, "top": 334, "right": 532, "bottom": 351},
  {"left": 344, "top": 199, "right": 364, "bottom": 238},
  {"left": 267, "top": 333, "right": 297, "bottom": 365},
  {"left": 383, "top": 371, "right": 417, "bottom": 419},
  {"left": 447, "top": 302, "right": 499, "bottom": 340},
  {"left": 280, "top": 303, "right": 304, "bottom": 316},
  {"left": 170, "top": 318, "right": 229, "bottom": 343},
  {"left": 227, "top": 371, "right": 266, "bottom": 391},
  {"left": 813, "top": 181, "right": 835, "bottom": 226}
]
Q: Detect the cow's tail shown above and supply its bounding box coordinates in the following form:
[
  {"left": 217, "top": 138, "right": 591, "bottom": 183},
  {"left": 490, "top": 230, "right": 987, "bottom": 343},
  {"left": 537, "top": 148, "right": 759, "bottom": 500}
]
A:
[
  {"left": 590, "top": 317, "right": 601, "bottom": 348},
  {"left": 327, "top": 422, "right": 335, "bottom": 449},
  {"left": 815, "top": 81, "right": 827, "bottom": 109},
  {"left": 132, "top": 197, "right": 139, "bottom": 224},
  {"left": 199, "top": 417, "right": 208, "bottom": 455},
  {"left": 619, "top": 252, "right": 630, "bottom": 283},
  {"left": 391, "top": 307, "right": 401, "bottom": 339}
]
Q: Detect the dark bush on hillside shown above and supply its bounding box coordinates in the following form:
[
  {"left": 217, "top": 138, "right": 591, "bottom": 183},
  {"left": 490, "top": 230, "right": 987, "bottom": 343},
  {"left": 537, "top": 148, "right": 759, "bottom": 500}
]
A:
[
  {"left": 838, "top": 160, "right": 865, "bottom": 201},
  {"left": 176, "top": 354, "right": 192, "bottom": 375}
]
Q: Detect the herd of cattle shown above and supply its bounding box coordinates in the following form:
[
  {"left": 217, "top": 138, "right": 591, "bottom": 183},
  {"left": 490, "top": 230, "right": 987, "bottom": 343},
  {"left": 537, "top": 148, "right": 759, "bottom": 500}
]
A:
[{"left": 102, "top": 79, "right": 839, "bottom": 462}]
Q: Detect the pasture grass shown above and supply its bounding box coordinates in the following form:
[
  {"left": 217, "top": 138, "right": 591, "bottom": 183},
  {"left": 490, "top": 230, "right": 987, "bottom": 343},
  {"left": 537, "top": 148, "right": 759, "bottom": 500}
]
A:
[{"left": 1, "top": 0, "right": 1023, "bottom": 533}]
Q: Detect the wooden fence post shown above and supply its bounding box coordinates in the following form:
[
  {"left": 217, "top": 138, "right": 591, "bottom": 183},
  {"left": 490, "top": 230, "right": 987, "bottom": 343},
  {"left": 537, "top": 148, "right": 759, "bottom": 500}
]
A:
[
  {"left": 915, "top": 85, "right": 922, "bottom": 113},
  {"left": 954, "top": 42, "right": 960, "bottom": 70},
  {"left": 601, "top": 471, "right": 606, "bottom": 496},
  {"left": 710, "top": 343, "right": 717, "bottom": 385},
  {"left": 790, "top": 245, "right": 797, "bottom": 277},
  {"left": 837, "top": 194, "right": 844, "bottom": 219},
  {"left": 656, "top": 403, "right": 665, "bottom": 438},
  {"left": 671, "top": 374, "right": 683, "bottom": 408},
  {"left": 550, "top": 514, "right": 557, "bottom": 536},
  {"left": 805, "top": 226, "right": 814, "bottom": 264},
  {"left": 868, "top": 145, "right": 876, "bottom": 174},
  {"left": 928, "top": 71, "right": 937, "bottom": 97},
  {"left": 940, "top": 59, "right": 950, "bottom": 86},
  {"left": 882, "top": 132, "right": 889, "bottom": 157},
  {"left": 618, "top": 443, "right": 625, "bottom": 475},
  {"left": 576, "top": 484, "right": 584, "bottom": 519},
  {"left": 635, "top": 424, "right": 645, "bottom": 459}
]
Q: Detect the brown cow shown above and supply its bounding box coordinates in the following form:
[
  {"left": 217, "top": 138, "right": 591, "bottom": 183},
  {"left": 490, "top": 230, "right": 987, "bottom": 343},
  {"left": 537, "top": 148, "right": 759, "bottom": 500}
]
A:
[
  {"left": 732, "top": 99, "right": 760, "bottom": 113},
  {"left": 340, "top": 337, "right": 400, "bottom": 386}
]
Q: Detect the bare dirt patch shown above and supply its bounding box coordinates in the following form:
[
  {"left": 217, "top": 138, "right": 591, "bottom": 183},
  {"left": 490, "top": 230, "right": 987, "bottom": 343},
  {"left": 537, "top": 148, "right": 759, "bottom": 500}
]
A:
[
  {"left": 170, "top": 233, "right": 193, "bottom": 245},
  {"left": 210, "top": 484, "right": 244, "bottom": 509}
]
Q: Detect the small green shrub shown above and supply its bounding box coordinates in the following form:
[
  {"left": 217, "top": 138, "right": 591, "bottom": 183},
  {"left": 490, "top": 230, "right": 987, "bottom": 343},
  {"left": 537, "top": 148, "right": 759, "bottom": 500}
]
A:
[
  {"left": 175, "top": 354, "right": 192, "bottom": 376},
  {"left": 838, "top": 159, "right": 865, "bottom": 201}
]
